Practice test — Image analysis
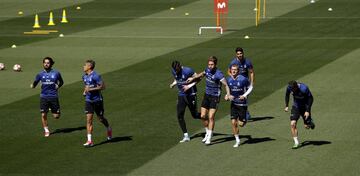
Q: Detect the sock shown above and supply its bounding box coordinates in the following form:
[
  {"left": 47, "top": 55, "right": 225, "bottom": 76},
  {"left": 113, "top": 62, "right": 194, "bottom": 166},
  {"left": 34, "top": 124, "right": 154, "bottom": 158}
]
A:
[
  {"left": 208, "top": 130, "right": 213, "bottom": 138},
  {"left": 205, "top": 127, "right": 209, "bottom": 134},
  {"left": 87, "top": 134, "right": 92, "bottom": 142},
  {"left": 293, "top": 137, "right": 299, "bottom": 145},
  {"left": 184, "top": 133, "right": 189, "bottom": 138},
  {"left": 44, "top": 127, "right": 49, "bottom": 133},
  {"left": 234, "top": 134, "right": 240, "bottom": 142}
]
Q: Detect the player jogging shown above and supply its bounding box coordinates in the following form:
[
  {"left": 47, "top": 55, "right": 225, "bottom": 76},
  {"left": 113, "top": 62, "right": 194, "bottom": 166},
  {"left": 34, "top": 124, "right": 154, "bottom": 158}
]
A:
[
  {"left": 228, "top": 47, "right": 254, "bottom": 120},
  {"left": 170, "top": 60, "right": 201, "bottom": 143},
  {"left": 82, "top": 60, "right": 112, "bottom": 147},
  {"left": 31, "top": 57, "right": 64, "bottom": 137},
  {"left": 225, "top": 64, "right": 253, "bottom": 147},
  {"left": 186, "top": 56, "right": 232, "bottom": 145},
  {"left": 285, "top": 80, "right": 315, "bottom": 149}
]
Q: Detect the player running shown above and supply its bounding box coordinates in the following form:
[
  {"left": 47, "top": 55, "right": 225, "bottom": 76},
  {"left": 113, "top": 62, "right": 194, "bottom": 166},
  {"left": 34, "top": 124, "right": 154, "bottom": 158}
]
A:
[
  {"left": 82, "top": 60, "right": 112, "bottom": 147},
  {"left": 170, "top": 60, "right": 201, "bottom": 143},
  {"left": 186, "top": 56, "right": 232, "bottom": 145},
  {"left": 228, "top": 47, "right": 254, "bottom": 120},
  {"left": 31, "top": 57, "right": 64, "bottom": 137},
  {"left": 225, "top": 64, "right": 253, "bottom": 147}
]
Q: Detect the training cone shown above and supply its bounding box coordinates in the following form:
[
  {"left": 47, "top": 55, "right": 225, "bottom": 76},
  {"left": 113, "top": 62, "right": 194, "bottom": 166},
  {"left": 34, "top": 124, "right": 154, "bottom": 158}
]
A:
[
  {"left": 33, "top": 14, "right": 41, "bottom": 28},
  {"left": 48, "top": 12, "right": 55, "bottom": 26},
  {"left": 61, "top": 9, "right": 68, "bottom": 23}
]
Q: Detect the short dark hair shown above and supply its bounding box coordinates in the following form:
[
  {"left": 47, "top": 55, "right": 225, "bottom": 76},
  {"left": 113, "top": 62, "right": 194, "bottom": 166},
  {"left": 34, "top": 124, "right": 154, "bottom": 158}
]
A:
[
  {"left": 288, "top": 80, "right": 298, "bottom": 89},
  {"left": 235, "top": 47, "right": 244, "bottom": 53},
  {"left": 171, "top": 60, "right": 181, "bottom": 71},
  {"left": 43, "top": 57, "right": 54, "bottom": 66},
  {"left": 86, "top": 59, "right": 96, "bottom": 69},
  {"left": 208, "top": 56, "right": 218, "bottom": 65}
]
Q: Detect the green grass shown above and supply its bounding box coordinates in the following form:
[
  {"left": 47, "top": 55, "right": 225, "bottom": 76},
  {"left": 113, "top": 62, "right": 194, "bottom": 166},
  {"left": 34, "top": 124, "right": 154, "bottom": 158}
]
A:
[{"left": 0, "top": 0, "right": 360, "bottom": 175}]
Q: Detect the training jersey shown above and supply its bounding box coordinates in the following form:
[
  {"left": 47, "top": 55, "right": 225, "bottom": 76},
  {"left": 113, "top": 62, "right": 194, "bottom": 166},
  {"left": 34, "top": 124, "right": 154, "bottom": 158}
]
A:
[
  {"left": 226, "top": 75, "right": 250, "bottom": 106},
  {"left": 228, "top": 58, "right": 253, "bottom": 79},
  {"left": 286, "top": 83, "right": 312, "bottom": 108},
  {"left": 204, "top": 67, "right": 225, "bottom": 97},
  {"left": 83, "top": 71, "right": 103, "bottom": 102},
  {"left": 33, "top": 69, "right": 63, "bottom": 98},
  {"left": 172, "top": 66, "right": 197, "bottom": 96}
]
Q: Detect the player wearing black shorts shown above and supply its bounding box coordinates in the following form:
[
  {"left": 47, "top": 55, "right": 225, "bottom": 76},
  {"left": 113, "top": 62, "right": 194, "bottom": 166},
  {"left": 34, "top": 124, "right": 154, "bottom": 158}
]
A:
[
  {"left": 82, "top": 60, "right": 112, "bottom": 147},
  {"left": 186, "top": 56, "right": 231, "bottom": 145},
  {"left": 226, "top": 64, "right": 253, "bottom": 147},
  {"left": 285, "top": 80, "right": 315, "bottom": 149},
  {"left": 31, "top": 57, "right": 63, "bottom": 137}
]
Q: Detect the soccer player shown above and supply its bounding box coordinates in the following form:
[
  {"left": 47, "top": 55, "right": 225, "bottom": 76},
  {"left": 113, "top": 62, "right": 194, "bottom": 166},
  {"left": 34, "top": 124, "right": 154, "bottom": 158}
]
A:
[
  {"left": 226, "top": 64, "right": 253, "bottom": 147},
  {"left": 31, "top": 57, "right": 64, "bottom": 137},
  {"left": 228, "top": 47, "right": 254, "bottom": 120},
  {"left": 170, "top": 61, "right": 201, "bottom": 143},
  {"left": 285, "top": 80, "right": 315, "bottom": 149},
  {"left": 82, "top": 60, "right": 112, "bottom": 147},
  {"left": 186, "top": 56, "right": 232, "bottom": 145}
]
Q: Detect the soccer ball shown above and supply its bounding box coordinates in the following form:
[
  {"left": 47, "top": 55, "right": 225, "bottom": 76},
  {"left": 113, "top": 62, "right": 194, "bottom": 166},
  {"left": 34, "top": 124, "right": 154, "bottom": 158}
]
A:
[
  {"left": 13, "top": 64, "right": 21, "bottom": 72},
  {"left": 0, "top": 63, "right": 5, "bottom": 70}
]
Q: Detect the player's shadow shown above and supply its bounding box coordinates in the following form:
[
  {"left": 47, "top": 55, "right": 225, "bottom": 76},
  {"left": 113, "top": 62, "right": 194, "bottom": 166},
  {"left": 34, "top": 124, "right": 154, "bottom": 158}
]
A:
[
  {"left": 191, "top": 132, "right": 228, "bottom": 140},
  {"left": 299, "top": 140, "right": 332, "bottom": 148},
  {"left": 51, "top": 126, "right": 86, "bottom": 135},
  {"left": 248, "top": 116, "right": 275, "bottom": 122},
  {"left": 93, "top": 136, "right": 133, "bottom": 147},
  {"left": 209, "top": 135, "right": 275, "bottom": 146}
]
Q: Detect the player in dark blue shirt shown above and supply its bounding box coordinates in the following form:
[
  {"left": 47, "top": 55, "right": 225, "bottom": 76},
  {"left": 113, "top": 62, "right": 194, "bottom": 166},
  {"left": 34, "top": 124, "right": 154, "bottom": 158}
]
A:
[
  {"left": 285, "top": 80, "right": 315, "bottom": 149},
  {"left": 170, "top": 61, "right": 201, "bottom": 143},
  {"left": 228, "top": 47, "right": 255, "bottom": 120},
  {"left": 186, "top": 56, "right": 231, "bottom": 145},
  {"left": 226, "top": 64, "right": 253, "bottom": 147},
  {"left": 82, "top": 60, "right": 112, "bottom": 147},
  {"left": 31, "top": 57, "right": 64, "bottom": 137}
]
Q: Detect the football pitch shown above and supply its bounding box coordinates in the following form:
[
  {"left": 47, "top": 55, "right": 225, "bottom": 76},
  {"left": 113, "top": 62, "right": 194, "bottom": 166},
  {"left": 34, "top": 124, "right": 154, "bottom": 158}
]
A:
[{"left": 1, "top": 0, "right": 360, "bottom": 175}]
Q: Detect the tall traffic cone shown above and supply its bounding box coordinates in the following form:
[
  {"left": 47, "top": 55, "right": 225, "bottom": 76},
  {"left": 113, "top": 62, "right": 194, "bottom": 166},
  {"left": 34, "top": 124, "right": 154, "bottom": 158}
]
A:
[
  {"left": 61, "top": 9, "right": 68, "bottom": 23},
  {"left": 48, "top": 12, "right": 55, "bottom": 26},
  {"left": 33, "top": 14, "right": 41, "bottom": 28}
]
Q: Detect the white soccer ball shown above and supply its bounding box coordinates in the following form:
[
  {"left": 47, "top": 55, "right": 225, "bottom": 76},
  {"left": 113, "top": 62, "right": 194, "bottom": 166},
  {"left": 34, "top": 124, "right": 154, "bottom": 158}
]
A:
[
  {"left": 13, "top": 64, "right": 21, "bottom": 72},
  {"left": 0, "top": 63, "right": 5, "bottom": 70}
]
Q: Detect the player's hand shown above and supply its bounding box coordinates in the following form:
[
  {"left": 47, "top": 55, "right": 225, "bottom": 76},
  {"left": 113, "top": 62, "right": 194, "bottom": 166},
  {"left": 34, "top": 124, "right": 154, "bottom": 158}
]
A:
[
  {"left": 224, "top": 94, "right": 229, "bottom": 101},
  {"left": 30, "top": 84, "right": 34, "bottom": 88},
  {"left": 186, "top": 77, "right": 194, "bottom": 83},
  {"left": 170, "top": 83, "right": 175, "bottom": 89},
  {"left": 182, "top": 85, "right": 190, "bottom": 92},
  {"left": 55, "top": 84, "right": 59, "bottom": 90},
  {"left": 284, "top": 107, "right": 289, "bottom": 112},
  {"left": 239, "top": 95, "right": 246, "bottom": 100},
  {"left": 84, "top": 86, "right": 90, "bottom": 93},
  {"left": 304, "top": 111, "right": 310, "bottom": 119}
]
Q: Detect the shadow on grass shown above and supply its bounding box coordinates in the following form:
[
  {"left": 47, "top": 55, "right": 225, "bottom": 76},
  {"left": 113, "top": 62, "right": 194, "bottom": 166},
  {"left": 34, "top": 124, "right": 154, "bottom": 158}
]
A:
[
  {"left": 190, "top": 132, "right": 228, "bottom": 140},
  {"left": 248, "top": 116, "right": 275, "bottom": 122},
  {"left": 206, "top": 134, "right": 275, "bottom": 146},
  {"left": 51, "top": 126, "right": 86, "bottom": 135},
  {"left": 300, "top": 140, "right": 332, "bottom": 148},
  {"left": 92, "top": 136, "right": 133, "bottom": 147}
]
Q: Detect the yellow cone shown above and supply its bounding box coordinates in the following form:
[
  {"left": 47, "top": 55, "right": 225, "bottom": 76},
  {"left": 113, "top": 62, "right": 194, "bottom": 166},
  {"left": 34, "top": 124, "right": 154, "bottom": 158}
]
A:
[
  {"left": 61, "top": 9, "right": 68, "bottom": 23},
  {"left": 48, "top": 12, "right": 55, "bottom": 26},
  {"left": 33, "top": 14, "right": 41, "bottom": 28}
]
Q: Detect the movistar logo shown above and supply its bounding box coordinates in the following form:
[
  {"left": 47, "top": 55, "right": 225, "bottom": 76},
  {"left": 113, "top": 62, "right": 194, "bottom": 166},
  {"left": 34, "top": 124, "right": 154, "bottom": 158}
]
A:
[{"left": 217, "top": 2, "right": 226, "bottom": 9}]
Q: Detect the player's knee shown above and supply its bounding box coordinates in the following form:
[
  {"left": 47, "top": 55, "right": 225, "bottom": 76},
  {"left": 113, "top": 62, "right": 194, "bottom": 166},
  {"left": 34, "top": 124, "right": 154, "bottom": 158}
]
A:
[
  {"left": 231, "top": 120, "right": 237, "bottom": 126},
  {"left": 53, "top": 114, "right": 60, "bottom": 119},
  {"left": 239, "top": 121, "right": 246, "bottom": 127},
  {"left": 290, "top": 121, "right": 297, "bottom": 128}
]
